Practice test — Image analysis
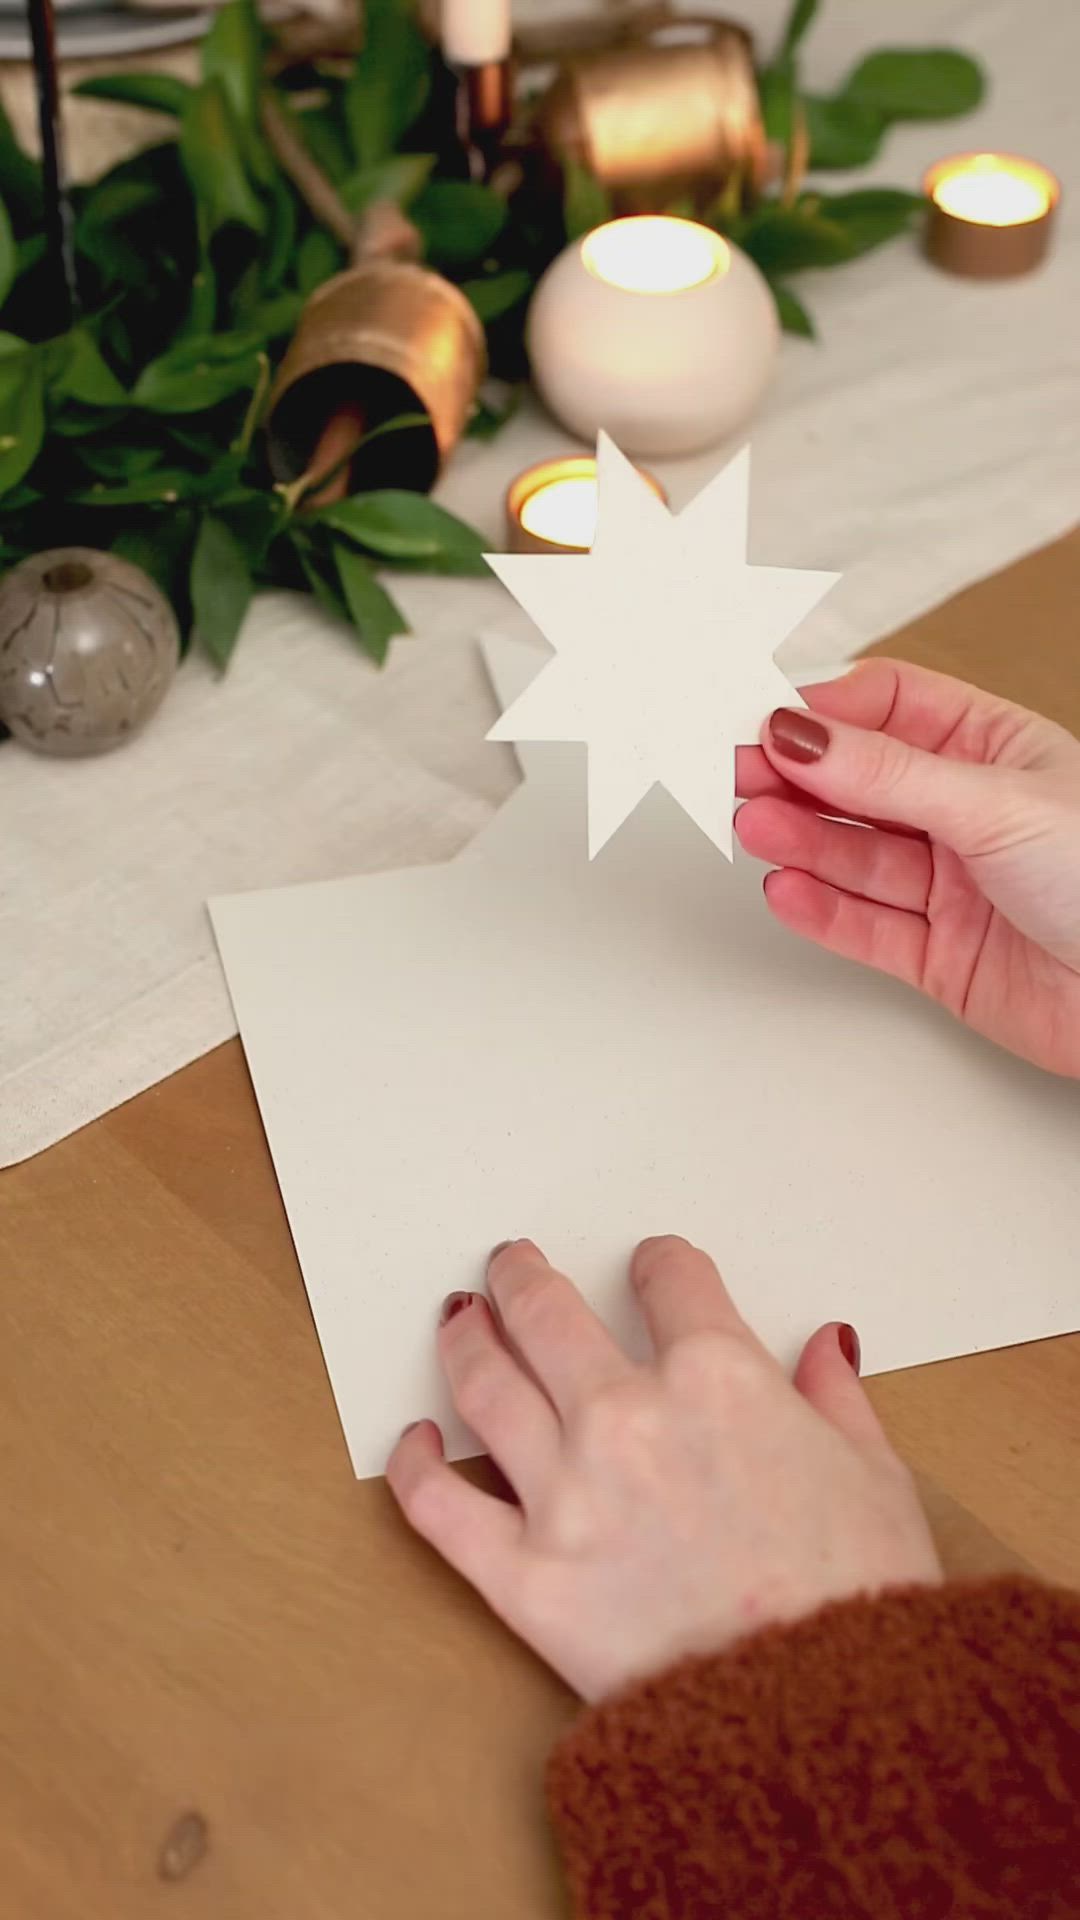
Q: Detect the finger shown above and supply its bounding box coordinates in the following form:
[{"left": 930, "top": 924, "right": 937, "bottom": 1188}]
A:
[
  {"left": 736, "top": 745, "right": 931, "bottom": 840},
  {"left": 438, "top": 1293, "right": 561, "bottom": 1505},
  {"left": 803, "top": 657, "right": 1036, "bottom": 763},
  {"left": 630, "top": 1235, "right": 756, "bottom": 1351},
  {"left": 387, "top": 1419, "right": 523, "bottom": 1603},
  {"left": 487, "top": 1240, "right": 631, "bottom": 1420},
  {"left": 793, "top": 1322, "right": 895, "bottom": 1459},
  {"left": 764, "top": 868, "right": 929, "bottom": 991},
  {"left": 736, "top": 742, "right": 799, "bottom": 802},
  {"left": 762, "top": 705, "right": 1016, "bottom": 856},
  {"left": 736, "top": 797, "right": 933, "bottom": 914},
  {"left": 741, "top": 659, "right": 987, "bottom": 798}
]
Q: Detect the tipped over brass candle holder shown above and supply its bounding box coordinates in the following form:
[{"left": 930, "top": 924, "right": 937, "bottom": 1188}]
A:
[
  {"left": 266, "top": 261, "right": 487, "bottom": 497},
  {"left": 535, "top": 15, "right": 766, "bottom": 203}
]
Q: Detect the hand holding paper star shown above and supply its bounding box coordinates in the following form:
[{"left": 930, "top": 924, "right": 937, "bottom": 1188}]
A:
[{"left": 487, "top": 436, "right": 839, "bottom": 858}]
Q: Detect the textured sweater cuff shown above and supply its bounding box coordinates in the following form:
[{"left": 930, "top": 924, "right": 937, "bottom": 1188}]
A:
[{"left": 547, "top": 1577, "right": 1080, "bottom": 1920}]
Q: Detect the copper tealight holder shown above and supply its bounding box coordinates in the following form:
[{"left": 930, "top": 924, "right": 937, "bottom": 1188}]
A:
[
  {"left": 923, "top": 152, "right": 1061, "bottom": 280},
  {"left": 507, "top": 455, "right": 667, "bottom": 555},
  {"left": 267, "top": 261, "right": 487, "bottom": 494}
]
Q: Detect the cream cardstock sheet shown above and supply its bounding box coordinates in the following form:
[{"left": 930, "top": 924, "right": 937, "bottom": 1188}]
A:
[{"left": 211, "top": 636, "right": 1080, "bottom": 1477}]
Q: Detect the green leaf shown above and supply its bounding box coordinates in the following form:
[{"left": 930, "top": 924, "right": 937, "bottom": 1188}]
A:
[
  {"left": 339, "top": 151, "right": 435, "bottom": 215},
  {"left": 460, "top": 268, "right": 531, "bottom": 323},
  {"left": 50, "top": 327, "right": 128, "bottom": 406},
  {"left": 261, "top": 173, "right": 298, "bottom": 291},
  {"left": 0, "top": 94, "right": 42, "bottom": 226},
  {"left": 296, "top": 226, "right": 343, "bottom": 297},
  {"left": 0, "top": 196, "right": 15, "bottom": 309},
  {"left": 344, "top": 0, "right": 431, "bottom": 168},
  {"left": 811, "top": 187, "right": 924, "bottom": 256},
  {"left": 16, "top": 232, "right": 45, "bottom": 277},
  {"left": 742, "top": 190, "right": 923, "bottom": 276},
  {"left": 78, "top": 438, "right": 162, "bottom": 480},
  {"left": 843, "top": 48, "right": 984, "bottom": 121},
  {"left": 294, "top": 105, "right": 352, "bottom": 183},
  {"left": 133, "top": 332, "right": 262, "bottom": 413},
  {"left": 202, "top": 0, "right": 263, "bottom": 130},
  {"left": 191, "top": 512, "right": 254, "bottom": 668},
  {"left": 334, "top": 543, "right": 408, "bottom": 664},
  {"left": 779, "top": 0, "right": 818, "bottom": 56},
  {"left": 802, "top": 94, "right": 885, "bottom": 170},
  {"left": 738, "top": 203, "right": 854, "bottom": 274},
  {"left": 113, "top": 509, "right": 197, "bottom": 620},
  {"left": 771, "top": 282, "right": 815, "bottom": 337},
  {"left": 466, "top": 383, "right": 521, "bottom": 441},
  {"left": 412, "top": 180, "right": 507, "bottom": 270},
  {"left": 73, "top": 72, "right": 195, "bottom": 117},
  {"left": 296, "top": 536, "right": 349, "bottom": 626},
  {"left": 243, "top": 290, "right": 304, "bottom": 339},
  {"left": 758, "top": 56, "right": 795, "bottom": 148},
  {"left": 0, "top": 350, "right": 44, "bottom": 494},
  {"left": 180, "top": 79, "right": 265, "bottom": 234},
  {"left": 563, "top": 160, "right": 612, "bottom": 242},
  {"left": 317, "top": 489, "right": 489, "bottom": 574},
  {"left": 75, "top": 465, "right": 240, "bottom": 505},
  {"left": 75, "top": 170, "right": 163, "bottom": 284},
  {"left": 182, "top": 258, "right": 217, "bottom": 336},
  {"left": 217, "top": 489, "right": 282, "bottom": 567}
]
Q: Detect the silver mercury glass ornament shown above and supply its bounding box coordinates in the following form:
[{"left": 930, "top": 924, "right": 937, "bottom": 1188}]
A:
[{"left": 0, "top": 547, "right": 179, "bottom": 757}]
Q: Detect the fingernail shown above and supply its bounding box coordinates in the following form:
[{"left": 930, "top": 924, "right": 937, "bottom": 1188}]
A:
[
  {"left": 769, "top": 709, "right": 829, "bottom": 763},
  {"left": 440, "top": 1291, "right": 476, "bottom": 1326},
  {"left": 837, "top": 1323, "right": 861, "bottom": 1374},
  {"left": 400, "top": 1420, "right": 421, "bottom": 1438},
  {"left": 489, "top": 1240, "right": 515, "bottom": 1264}
]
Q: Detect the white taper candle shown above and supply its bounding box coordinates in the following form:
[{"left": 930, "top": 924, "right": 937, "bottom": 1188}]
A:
[{"left": 441, "top": 0, "right": 511, "bottom": 67}]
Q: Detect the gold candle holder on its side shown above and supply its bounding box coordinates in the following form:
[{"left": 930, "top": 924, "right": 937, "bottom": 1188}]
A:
[
  {"left": 923, "top": 152, "right": 1061, "bottom": 279},
  {"left": 506, "top": 455, "right": 667, "bottom": 555},
  {"left": 267, "top": 261, "right": 487, "bottom": 494},
  {"left": 536, "top": 22, "right": 766, "bottom": 199}
]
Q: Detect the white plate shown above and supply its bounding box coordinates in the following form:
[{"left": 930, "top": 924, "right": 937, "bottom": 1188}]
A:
[{"left": 0, "top": 6, "right": 209, "bottom": 57}]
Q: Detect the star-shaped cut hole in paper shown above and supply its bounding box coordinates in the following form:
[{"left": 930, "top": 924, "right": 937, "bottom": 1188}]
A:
[{"left": 486, "top": 434, "right": 840, "bottom": 859}]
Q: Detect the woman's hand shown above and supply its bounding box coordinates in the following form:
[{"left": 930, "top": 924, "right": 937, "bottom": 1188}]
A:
[
  {"left": 387, "top": 1238, "right": 940, "bottom": 1704},
  {"left": 735, "top": 657, "right": 1080, "bottom": 1077}
]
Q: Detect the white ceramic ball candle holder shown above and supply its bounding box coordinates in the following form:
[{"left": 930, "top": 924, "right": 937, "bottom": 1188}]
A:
[{"left": 527, "top": 215, "right": 779, "bottom": 458}]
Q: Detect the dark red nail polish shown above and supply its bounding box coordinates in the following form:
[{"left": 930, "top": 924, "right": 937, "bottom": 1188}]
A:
[
  {"left": 440, "top": 1291, "right": 475, "bottom": 1326},
  {"left": 769, "top": 709, "right": 829, "bottom": 763},
  {"left": 837, "top": 1323, "right": 861, "bottom": 1374}
]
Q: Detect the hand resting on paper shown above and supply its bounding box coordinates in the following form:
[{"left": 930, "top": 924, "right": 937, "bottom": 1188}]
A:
[
  {"left": 735, "top": 657, "right": 1080, "bottom": 1078},
  {"left": 387, "top": 1237, "right": 939, "bottom": 1703}
]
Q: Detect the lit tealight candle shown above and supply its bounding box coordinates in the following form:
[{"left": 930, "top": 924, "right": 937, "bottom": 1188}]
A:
[
  {"left": 506, "top": 456, "right": 665, "bottom": 555},
  {"left": 526, "top": 215, "right": 779, "bottom": 458},
  {"left": 923, "top": 152, "right": 1061, "bottom": 278}
]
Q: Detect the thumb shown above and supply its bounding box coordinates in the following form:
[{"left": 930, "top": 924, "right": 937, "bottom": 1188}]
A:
[
  {"left": 764, "top": 707, "right": 1013, "bottom": 853},
  {"left": 794, "top": 1322, "right": 892, "bottom": 1458}
]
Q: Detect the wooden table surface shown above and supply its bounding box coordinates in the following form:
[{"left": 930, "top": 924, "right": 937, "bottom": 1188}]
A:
[{"left": 3, "top": 531, "right": 1079, "bottom": 1919}]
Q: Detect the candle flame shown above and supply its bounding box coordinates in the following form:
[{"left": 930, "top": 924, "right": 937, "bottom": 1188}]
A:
[
  {"left": 581, "top": 216, "right": 729, "bottom": 295},
  {"left": 927, "top": 153, "right": 1057, "bottom": 228},
  {"left": 520, "top": 474, "right": 598, "bottom": 549}
]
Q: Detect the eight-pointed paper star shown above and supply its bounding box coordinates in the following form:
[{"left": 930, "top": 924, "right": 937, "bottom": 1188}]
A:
[{"left": 486, "top": 434, "right": 840, "bottom": 859}]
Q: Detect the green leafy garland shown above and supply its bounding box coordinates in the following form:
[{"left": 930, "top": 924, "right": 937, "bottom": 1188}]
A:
[{"left": 0, "top": 0, "right": 982, "bottom": 669}]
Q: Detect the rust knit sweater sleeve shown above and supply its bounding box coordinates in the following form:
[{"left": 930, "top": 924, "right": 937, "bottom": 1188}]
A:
[{"left": 547, "top": 1577, "right": 1080, "bottom": 1919}]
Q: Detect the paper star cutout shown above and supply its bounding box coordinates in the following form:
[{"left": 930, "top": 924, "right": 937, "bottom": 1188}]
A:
[{"left": 486, "top": 435, "right": 839, "bottom": 858}]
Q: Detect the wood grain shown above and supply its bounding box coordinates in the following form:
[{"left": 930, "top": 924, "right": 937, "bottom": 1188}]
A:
[{"left": 1, "top": 529, "right": 1078, "bottom": 1916}]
